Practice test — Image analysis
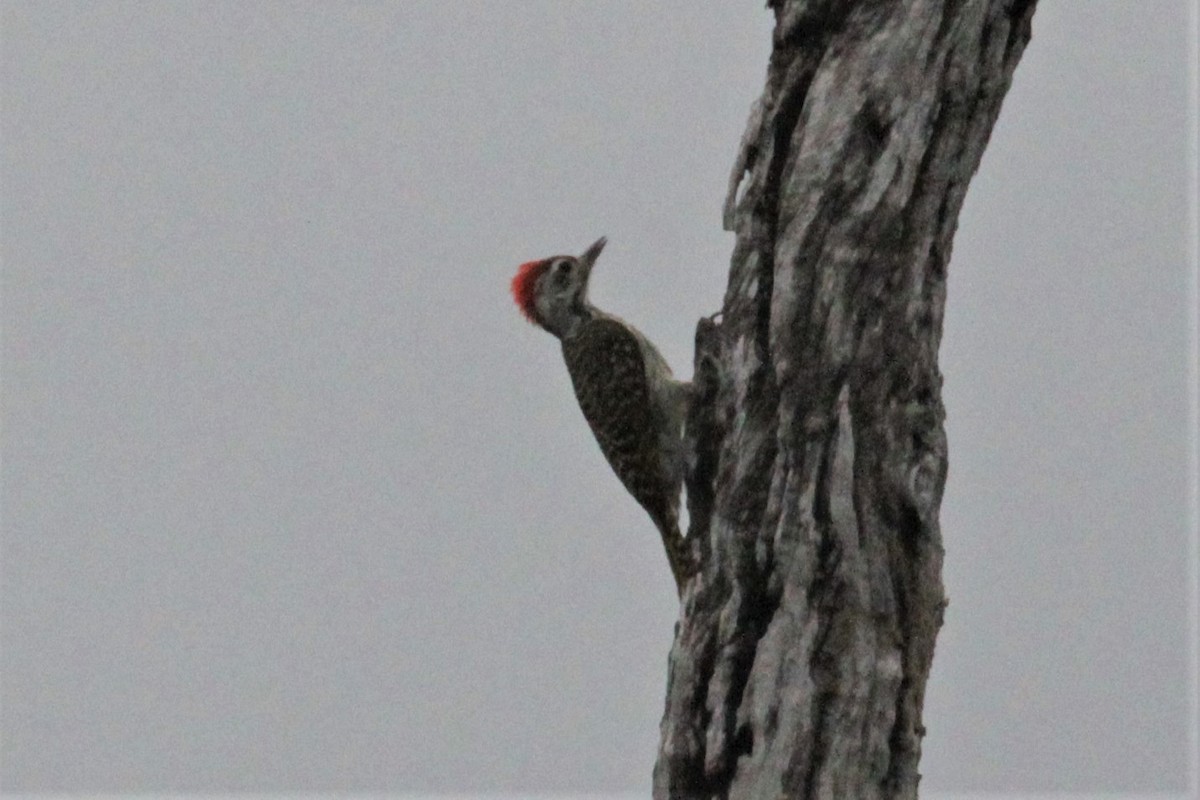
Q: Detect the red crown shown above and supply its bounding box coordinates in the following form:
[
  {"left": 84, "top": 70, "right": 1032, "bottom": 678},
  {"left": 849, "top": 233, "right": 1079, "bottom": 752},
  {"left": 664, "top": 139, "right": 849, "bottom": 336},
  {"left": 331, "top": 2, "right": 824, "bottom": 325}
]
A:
[{"left": 510, "top": 259, "right": 550, "bottom": 325}]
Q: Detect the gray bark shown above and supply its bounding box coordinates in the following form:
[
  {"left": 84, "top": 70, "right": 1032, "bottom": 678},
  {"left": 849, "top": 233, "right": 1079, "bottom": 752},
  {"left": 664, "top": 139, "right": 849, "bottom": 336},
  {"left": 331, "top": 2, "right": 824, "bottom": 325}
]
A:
[{"left": 658, "top": 1, "right": 1036, "bottom": 798}]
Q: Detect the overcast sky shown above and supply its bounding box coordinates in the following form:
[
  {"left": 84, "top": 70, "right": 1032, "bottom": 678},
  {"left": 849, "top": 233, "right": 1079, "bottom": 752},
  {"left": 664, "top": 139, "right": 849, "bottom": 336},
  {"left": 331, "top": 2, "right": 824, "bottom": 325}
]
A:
[{"left": 2, "top": 1, "right": 1195, "bottom": 795}]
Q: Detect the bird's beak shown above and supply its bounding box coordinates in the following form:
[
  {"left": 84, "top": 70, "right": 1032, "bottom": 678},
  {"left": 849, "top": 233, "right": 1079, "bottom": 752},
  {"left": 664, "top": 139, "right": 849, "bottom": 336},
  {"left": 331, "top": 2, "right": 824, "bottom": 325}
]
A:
[{"left": 580, "top": 236, "right": 606, "bottom": 280}]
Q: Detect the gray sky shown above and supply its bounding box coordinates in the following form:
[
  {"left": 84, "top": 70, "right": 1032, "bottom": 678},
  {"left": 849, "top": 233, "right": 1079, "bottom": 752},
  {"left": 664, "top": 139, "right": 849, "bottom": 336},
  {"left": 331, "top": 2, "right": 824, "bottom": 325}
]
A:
[{"left": 1, "top": 0, "right": 1194, "bottom": 794}]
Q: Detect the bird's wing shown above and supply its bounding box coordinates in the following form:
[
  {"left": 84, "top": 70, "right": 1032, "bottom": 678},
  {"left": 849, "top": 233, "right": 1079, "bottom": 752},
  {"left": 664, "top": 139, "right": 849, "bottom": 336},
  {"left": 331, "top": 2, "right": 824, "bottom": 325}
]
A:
[{"left": 561, "top": 317, "right": 675, "bottom": 525}]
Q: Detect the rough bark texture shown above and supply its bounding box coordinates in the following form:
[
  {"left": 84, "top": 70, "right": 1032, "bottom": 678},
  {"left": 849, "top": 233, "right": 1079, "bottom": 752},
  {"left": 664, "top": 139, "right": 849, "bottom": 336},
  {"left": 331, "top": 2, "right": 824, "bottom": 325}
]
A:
[{"left": 657, "top": 2, "right": 1036, "bottom": 798}]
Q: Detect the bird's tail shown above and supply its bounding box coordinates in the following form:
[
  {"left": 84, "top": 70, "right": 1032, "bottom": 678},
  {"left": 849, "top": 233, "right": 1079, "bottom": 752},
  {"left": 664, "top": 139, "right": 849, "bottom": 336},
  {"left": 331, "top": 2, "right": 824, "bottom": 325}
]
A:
[{"left": 655, "top": 511, "right": 696, "bottom": 598}]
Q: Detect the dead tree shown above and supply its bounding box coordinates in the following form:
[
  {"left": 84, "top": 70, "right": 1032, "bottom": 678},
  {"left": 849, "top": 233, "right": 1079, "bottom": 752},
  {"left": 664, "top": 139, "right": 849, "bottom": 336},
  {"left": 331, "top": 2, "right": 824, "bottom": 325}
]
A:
[{"left": 658, "top": 1, "right": 1037, "bottom": 797}]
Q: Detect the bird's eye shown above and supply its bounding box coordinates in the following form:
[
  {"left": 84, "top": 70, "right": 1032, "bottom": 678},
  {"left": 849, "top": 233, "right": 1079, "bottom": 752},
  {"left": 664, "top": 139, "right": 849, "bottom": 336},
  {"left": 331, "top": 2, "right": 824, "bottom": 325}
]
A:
[{"left": 552, "top": 260, "right": 572, "bottom": 286}]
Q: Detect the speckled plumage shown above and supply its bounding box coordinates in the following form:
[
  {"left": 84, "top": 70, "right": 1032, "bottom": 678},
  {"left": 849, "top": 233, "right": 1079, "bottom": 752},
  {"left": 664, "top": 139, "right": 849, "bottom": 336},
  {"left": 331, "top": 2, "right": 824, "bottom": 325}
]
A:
[{"left": 561, "top": 318, "right": 694, "bottom": 593}]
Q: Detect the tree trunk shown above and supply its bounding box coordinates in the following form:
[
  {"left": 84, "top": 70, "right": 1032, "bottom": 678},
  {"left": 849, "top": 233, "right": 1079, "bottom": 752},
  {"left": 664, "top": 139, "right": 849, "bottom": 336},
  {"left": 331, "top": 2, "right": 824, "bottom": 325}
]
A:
[{"left": 657, "top": 1, "right": 1037, "bottom": 797}]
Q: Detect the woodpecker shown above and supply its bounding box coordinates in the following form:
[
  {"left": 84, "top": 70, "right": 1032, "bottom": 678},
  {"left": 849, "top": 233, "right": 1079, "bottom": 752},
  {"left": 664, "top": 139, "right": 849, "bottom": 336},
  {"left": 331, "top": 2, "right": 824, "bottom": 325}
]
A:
[{"left": 511, "top": 237, "right": 696, "bottom": 596}]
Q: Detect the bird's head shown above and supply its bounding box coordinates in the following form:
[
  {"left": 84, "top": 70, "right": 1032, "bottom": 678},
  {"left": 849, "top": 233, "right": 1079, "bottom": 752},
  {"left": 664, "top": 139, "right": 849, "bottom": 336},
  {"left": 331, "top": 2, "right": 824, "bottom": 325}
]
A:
[{"left": 510, "top": 236, "right": 606, "bottom": 338}]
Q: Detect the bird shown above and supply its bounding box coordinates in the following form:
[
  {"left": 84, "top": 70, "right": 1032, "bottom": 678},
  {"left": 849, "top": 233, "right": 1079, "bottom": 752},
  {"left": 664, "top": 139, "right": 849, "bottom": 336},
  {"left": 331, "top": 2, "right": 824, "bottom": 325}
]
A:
[{"left": 510, "top": 237, "right": 696, "bottom": 596}]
